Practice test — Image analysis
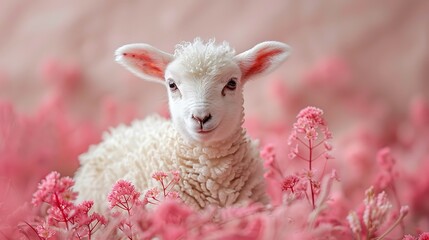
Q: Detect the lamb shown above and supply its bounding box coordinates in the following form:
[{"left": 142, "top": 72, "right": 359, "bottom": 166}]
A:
[{"left": 73, "top": 38, "right": 290, "bottom": 212}]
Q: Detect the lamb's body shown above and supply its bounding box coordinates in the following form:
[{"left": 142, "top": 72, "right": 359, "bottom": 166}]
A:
[
  {"left": 74, "top": 39, "right": 290, "bottom": 212},
  {"left": 74, "top": 115, "right": 266, "bottom": 211}
]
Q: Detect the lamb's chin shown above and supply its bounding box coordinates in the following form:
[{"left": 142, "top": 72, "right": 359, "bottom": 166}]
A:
[
  {"left": 184, "top": 127, "right": 233, "bottom": 145},
  {"left": 189, "top": 129, "right": 217, "bottom": 142}
]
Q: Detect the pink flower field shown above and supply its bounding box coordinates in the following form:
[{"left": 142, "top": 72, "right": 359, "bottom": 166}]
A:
[
  {"left": 1, "top": 1, "right": 428, "bottom": 239},
  {"left": 0, "top": 58, "right": 428, "bottom": 239}
]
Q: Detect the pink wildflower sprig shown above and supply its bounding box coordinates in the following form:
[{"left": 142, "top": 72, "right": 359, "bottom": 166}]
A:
[
  {"left": 347, "top": 186, "right": 409, "bottom": 240},
  {"left": 288, "top": 106, "right": 333, "bottom": 209},
  {"left": 363, "top": 187, "right": 392, "bottom": 237},
  {"left": 32, "top": 171, "right": 76, "bottom": 207},
  {"left": 144, "top": 170, "right": 181, "bottom": 205},
  {"left": 29, "top": 172, "right": 106, "bottom": 239},
  {"left": 282, "top": 175, "right": 300, "bottom": 194},
  {"left": 374, "top": 148, "right": 402, "bottom": 206},
  {"left": 107, "top": 180, "right": 145, "bottom": 239},
  {"left": 262, "top": 144, "right": 285, "bottom": 181},
  {"left": 374, "top": 148, "right": 399, "bottom": 196},
  {"left": 104, "top": 172, "right": 181, "bottom": 239},
  {"left": 108, "top": 180, "right": 143, "bottom": 215},
  {"left": 71, "top": 201, "right": 107, "bottom": 239},
  {"left": 32, "top": 171, "right": 76, "bottom": 230},
  {"left": 374, "top": 147, "right": 407, "bottom": 235},
  {"left": 262, "top": 144, "right": 285, "bottom": 204}
]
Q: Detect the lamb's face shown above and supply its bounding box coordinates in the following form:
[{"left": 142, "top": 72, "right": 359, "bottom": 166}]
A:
[
  {"left": 115, "top": 39, "right": 291, "bottom": 144},
  {"left": 165, "top": 59, "right": 244, "bottom": 143}
]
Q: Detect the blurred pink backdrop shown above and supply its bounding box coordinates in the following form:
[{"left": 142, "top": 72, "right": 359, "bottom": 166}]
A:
[
  {"left": 1, "top": 1, "right": 429, "bottom": 238},
  {"left": 1, "top": 0, "right": 427, "bottom": 119}
]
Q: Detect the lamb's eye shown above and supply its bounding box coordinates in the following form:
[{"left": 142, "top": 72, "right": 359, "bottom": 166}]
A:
[
  {"left": 168, "top": 79, "right": 178, "bottom": 92},
  {"left": 222, "top": 78, "right": 238, "bottom": 96},
  {"left": 226, "top": 78, "right": 237, "bottom": 90}
]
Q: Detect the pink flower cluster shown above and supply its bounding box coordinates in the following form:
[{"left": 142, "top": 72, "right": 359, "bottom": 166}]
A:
[
  {"left": 347, "top": 186, "right": 409, "bottom": 239},
  {"left": 374, "top": 147, "right": 398, "bottom": 191},
  {"left": 286, "top": 106, "right": 334, "bottom": 208},
  {"left": 108, "top": 180, "right": 143, "bottom": 213},
  {"left": 14, "top": 171, "right": 286, "bottom": 239},
  {"left": 145, "top": 170, "right": 181, "bottom": 204},
  {"left": 288, "top": 106, "right": 333, "bottom": 161},
  {"left": 258, "top": 103, "right": 429, "bottom": 239},
  {"left": 1, "top": 57, "right": 429, "bottom": 239},
  {"left": 104, "top": 171, "right": 182, "bottom": 238},
  {"left": 15, "top": 171, "right": 184, "bottom": 239},
  {"left": 1, "top": 103, "right": 428, "bottom": 239},
  {"left": 28, "top": 172, "right": 106, "bottom": 239}
]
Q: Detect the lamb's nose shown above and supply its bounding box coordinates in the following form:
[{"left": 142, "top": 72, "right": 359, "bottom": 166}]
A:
[{"left": 192, "top": 114, "right": 212, "bottom": 126}]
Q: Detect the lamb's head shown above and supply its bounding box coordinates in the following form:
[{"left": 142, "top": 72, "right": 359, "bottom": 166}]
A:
[{"left": 115, "top": 39, "right": 290, "bottom": 144}]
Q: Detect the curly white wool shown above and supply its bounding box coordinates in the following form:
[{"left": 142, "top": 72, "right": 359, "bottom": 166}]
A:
[
  {"left": 74, "top": 115, "right": 265, "bottom": 211},
  {"left": 174, "top": 38, "right": 236, "bottom": 77}
]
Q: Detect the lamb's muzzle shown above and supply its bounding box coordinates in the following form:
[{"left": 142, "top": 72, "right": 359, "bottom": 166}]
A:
[
  {"left": 73, "top": 38, "right": 291, "bottom": 212},
  {"left": 192, "top": 113, "right": 211, "bottom": 125}
]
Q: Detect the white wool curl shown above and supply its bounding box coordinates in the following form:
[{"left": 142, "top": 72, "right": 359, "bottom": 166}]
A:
[{"left": 173, "top": 38, "right": 236, "bottom": 77}]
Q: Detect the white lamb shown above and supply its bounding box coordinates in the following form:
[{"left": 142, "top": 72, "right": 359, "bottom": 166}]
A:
[{"left": 73, "top": 38, "right": 290, "bottom": 212}]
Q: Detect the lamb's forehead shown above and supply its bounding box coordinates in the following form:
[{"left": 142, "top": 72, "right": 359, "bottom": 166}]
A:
[{"left": 170, "top": 39, "right": 238, "bottom": 78}]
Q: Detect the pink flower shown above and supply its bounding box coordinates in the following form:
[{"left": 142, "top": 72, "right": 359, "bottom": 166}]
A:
[
  {"left": 374, "top": 147, "right": 399, "bottom": 192},
  {"left": 166, "top": 191, "right": 180, "bottom": 200},
  {"left": 294, "top": 180, "right": 309, "bottom": 199},
  {"left": 145, "top": 187, "right": 160, "bottom": 200},
  {"left": 71, "top": 201, "right": 107, "bottom": 237},
  {"left": 281, "top": 175, "right": 300, "bottom": 193},
  {"left": 294, "top": 107, "right": 330, "bottom": 139},
  {"left": 144, "top": 170, "right": 182, "bottom": 206},
  {"left": 108, "top": 180, "right": 142, "bottom": 211},
  {"left": 152, "top": 171, "right": 168, "bottom": 182},
  {"left": 305, "top": 127, "right": 318, "bottom": 141},
  {"left": 261, "top": 144, "right": 284, "bottom": 205},
  {"left": 32, "top": 171, "right": 76, "bottom": 207},
  {"left": 46, "top": 199, "right": 74, "bottom": 226},
  {"left": 28, "top": 171, "right": 108, "bottom": 239},
  {"left": 170, "top": 170, "right": 180, "bottom": 183},
  {"left": 262, "top": 144, "right": 281, "bottom": 178},
  {"left": 363, "top": 187, "right": 392, "bottom": 236},
  {"left": 288, "top": 106, "right": 333, "bottom": 162},
  {"left": 287, "top": 106, "right": 334, "bottom": 209},
  {"left": 296, "top": 107, "right": 326, "bottom": 129}
]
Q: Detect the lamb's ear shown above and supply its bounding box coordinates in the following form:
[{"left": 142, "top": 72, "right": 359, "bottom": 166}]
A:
[
  {"left": 234, "top": 41, "right": 291, "bottom": 82},
  {"left": 115, "top": 44, "right": 174, "bottom": 82}
]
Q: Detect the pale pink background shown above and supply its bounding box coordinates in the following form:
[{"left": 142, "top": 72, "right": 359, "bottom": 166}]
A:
[{"left": 0, "top": 0, "right": 428, "bottom": 121}]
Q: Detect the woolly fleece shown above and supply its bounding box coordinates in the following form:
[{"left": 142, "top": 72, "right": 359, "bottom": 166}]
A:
[{"left": 73, "top": 115, "right": 266, "bottom": 212}]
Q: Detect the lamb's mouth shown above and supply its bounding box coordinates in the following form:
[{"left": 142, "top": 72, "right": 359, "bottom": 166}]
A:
[
  {"left": 197, "top": 128, "right": 215, "bottom": 134},
  {"left": 197, "top": 126, "right": 217, "bottom": 134},
  {"left": 194, "top": 121, "right": 220, "bottom": 135}
]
